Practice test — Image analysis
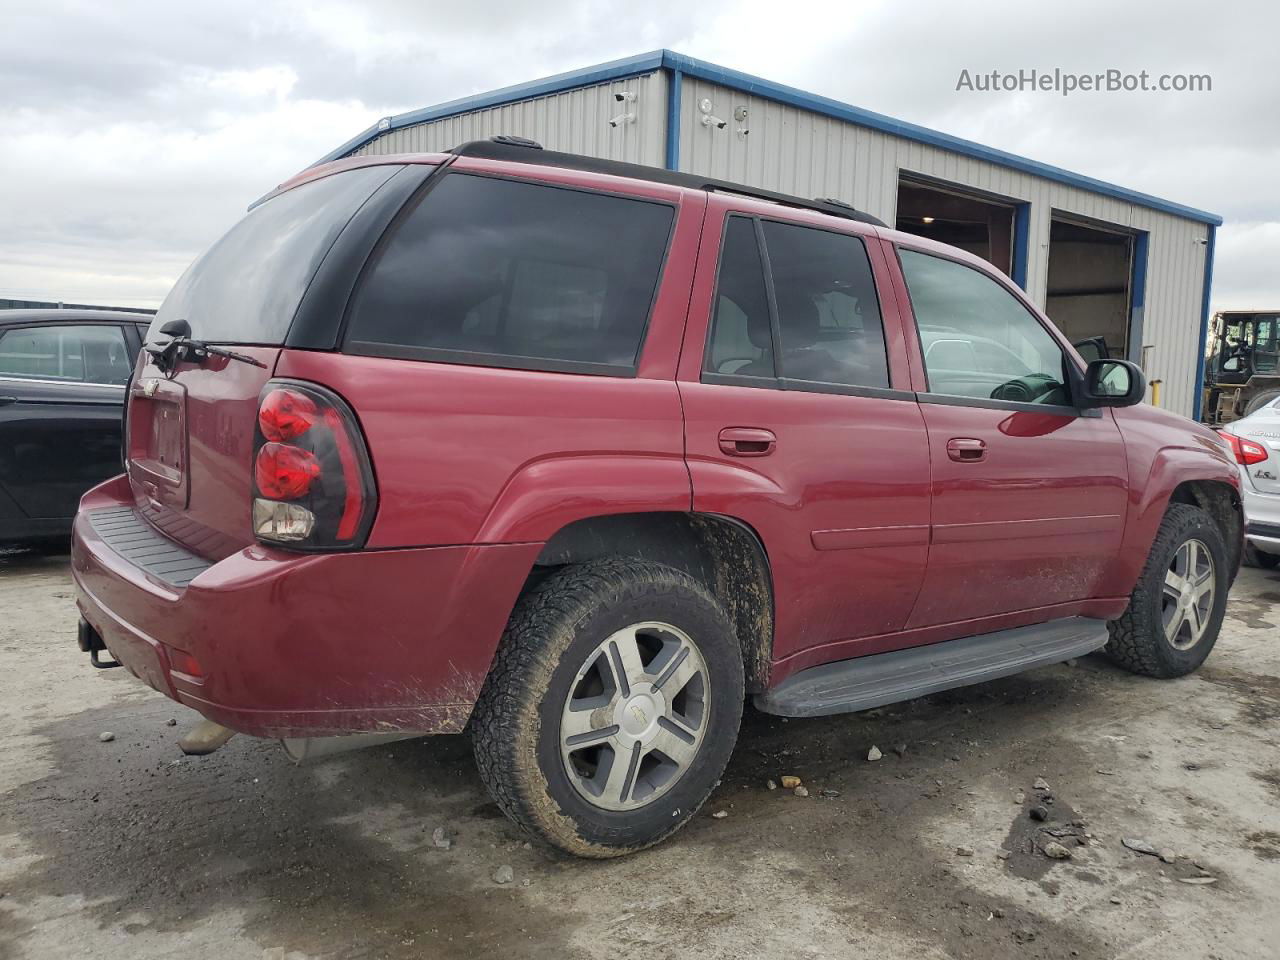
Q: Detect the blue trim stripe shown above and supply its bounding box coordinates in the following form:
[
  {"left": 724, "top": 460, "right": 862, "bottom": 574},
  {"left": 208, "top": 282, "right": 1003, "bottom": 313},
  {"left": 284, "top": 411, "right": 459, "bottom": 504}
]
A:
[
  {"left": 1128, "top": 231, "right": 1149, "bottom": 364},
  {"left": 1011, "top": 203, "right": 1031, "bottom": 290},
  {"left": 665, "top": 68, "right": 683, "bottom": 171},
  {"left": 1192, "top": 225, "right": 1217, "bottom": 421},
  {"left": 315, "top": 49, "right": 1222, "bottom": 227}
]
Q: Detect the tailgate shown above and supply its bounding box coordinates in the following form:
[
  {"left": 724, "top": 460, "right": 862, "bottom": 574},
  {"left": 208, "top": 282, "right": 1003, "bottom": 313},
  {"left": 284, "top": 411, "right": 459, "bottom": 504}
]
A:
[{"left": 126, "top": 348, "right": 280, "bottom": 560}]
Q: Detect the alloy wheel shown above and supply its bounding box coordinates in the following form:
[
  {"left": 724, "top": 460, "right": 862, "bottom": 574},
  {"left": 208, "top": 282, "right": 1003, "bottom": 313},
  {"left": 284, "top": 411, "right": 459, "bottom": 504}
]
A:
[
  {"left": 559, "top": 621, "right": 710, "bottom": 811},
  {"left": 1162, "top": 538, "right": 1215, "bottom": 651}
]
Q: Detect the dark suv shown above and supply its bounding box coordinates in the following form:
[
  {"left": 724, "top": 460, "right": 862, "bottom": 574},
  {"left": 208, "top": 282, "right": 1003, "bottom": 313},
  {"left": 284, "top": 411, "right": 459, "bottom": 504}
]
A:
[{"left": 72, "top": 138, "right": 1241, "bottom": 857}]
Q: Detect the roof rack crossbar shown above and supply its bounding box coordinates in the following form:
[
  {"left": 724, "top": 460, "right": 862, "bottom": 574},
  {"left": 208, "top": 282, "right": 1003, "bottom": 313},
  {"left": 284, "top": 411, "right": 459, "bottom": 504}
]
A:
[{"left": 448, "top": 137, "right": 887, "bottom": 228}]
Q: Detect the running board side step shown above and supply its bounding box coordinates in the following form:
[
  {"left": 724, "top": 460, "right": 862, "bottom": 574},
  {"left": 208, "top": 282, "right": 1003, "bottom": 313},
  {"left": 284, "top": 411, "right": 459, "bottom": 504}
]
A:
[{"left": 755, "top": 617, "right": 1110, "bottom": 718}]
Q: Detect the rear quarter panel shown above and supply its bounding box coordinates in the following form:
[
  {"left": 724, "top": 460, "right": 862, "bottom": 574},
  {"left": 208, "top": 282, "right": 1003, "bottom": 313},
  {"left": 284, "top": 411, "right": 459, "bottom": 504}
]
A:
[
  {"left": 274, "top": 181, "right": 705, "bottom": 548},
  {"left": 273, "top": 351, "right": 691, "bottom": 547}
]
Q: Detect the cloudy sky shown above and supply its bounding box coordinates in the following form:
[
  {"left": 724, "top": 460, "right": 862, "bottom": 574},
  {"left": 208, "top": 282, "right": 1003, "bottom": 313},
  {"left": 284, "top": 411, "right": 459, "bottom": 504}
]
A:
[{"left": 2, "top": 0, "right": 1275, "bottom": 310}]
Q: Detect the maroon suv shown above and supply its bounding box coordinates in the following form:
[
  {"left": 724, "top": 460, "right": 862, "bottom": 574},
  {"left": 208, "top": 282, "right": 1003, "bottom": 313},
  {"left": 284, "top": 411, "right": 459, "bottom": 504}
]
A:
[{"left": 72, "top": 138, "right": 1241, "bottom": 857}]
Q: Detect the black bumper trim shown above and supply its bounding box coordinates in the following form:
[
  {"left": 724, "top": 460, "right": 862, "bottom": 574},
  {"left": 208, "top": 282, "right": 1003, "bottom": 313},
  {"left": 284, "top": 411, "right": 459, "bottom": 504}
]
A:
[
  {"left": 1246, "top": 520, "right": 1280, "bottom": 540},
  {"left": 85, "top": 506, "right": 213, "bottom": 587}
]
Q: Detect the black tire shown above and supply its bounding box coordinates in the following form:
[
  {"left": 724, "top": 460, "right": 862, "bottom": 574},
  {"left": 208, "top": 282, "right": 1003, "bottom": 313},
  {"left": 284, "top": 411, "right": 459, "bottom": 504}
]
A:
[
  {"left": 1239, "top": 542, "right": 1280, "bottom": 570},
  {"left": 1243, "top": 390, "right": 1280, "bottom": 417},
  {"left": 1105, "top": 503, "right": 1230, "bottom": 678},
  {"left": 471, "top": 557, "right": 744, "bottom": 858},
  {"left": 1244, "top": 542, "right": 1280, "bottom": 569}
]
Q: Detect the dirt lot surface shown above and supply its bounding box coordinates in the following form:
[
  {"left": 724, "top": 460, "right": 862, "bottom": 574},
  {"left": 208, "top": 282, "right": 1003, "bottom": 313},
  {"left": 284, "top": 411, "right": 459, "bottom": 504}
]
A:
[{"left": 3, "top": 550, "right": 1279, "bottom": 960}]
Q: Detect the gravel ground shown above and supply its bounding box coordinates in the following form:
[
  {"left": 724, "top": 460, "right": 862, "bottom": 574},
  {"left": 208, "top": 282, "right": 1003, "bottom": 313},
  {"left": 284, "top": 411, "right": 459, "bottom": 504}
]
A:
[{"left": 2, "top": 548, "right": 1279, "bottom": 959}]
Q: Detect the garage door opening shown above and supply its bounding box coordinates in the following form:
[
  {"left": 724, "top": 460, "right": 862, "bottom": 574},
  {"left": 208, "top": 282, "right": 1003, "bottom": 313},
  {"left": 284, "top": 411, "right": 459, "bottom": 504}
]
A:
[
  {"left": 896, "top": 178, "right": 1017, "bottom": 276},
  {"left": 1045, "top": 217, "right": 1140, "bottom": 360}
]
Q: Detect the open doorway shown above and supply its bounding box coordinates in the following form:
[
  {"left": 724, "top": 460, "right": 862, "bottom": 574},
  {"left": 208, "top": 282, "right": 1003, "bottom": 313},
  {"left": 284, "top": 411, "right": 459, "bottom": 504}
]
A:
[
  {"left": 1045, "top": 217, "right": 1138, "bottom": 360},
  {"left": 896, "top": 177, "right": 1017, "bottom": 276}
]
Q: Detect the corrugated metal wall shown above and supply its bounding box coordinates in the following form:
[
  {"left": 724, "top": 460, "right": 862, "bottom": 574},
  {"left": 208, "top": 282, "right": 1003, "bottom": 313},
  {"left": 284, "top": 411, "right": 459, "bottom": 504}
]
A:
[
  {"left": 354, "top": 71, "right": 668, "bottom": 168},
  {"left": 679, "top": 77, "right": 1210, "bottom": 417}
]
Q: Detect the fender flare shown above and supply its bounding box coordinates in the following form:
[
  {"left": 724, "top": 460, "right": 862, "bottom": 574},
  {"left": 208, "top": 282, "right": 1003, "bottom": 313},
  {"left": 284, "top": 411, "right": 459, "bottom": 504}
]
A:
[
  {"left": 475, "top": 454, "right": 692, "bottom": 544},
  {"left": 1111, "top": 443, "right": 1241, "bottom": 591}
]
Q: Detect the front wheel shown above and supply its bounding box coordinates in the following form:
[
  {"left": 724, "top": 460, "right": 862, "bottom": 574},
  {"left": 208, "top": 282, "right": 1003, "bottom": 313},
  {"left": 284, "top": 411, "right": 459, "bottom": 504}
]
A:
[
  {"left": 471, "top": 558, "right": 744, "bottom": 858},
  {"left": 1105, "top": 503, "right": 1230, "bottom": 678}
]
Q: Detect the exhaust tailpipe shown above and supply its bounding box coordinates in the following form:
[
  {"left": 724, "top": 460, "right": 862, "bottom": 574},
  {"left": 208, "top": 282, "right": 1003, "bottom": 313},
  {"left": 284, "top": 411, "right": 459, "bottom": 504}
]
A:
[{"left": 178, "top": 720, "right": 237, "bottom": 756}]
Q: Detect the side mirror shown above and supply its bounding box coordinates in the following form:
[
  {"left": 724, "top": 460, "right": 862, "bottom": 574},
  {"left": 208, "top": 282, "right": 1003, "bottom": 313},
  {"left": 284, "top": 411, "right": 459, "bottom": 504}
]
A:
[
  {"left": 158, "top": 318, "right": 191, "bottom": 340},
  {"left": 1080, "top": 358, "right": 1145, "bottom": 408}
]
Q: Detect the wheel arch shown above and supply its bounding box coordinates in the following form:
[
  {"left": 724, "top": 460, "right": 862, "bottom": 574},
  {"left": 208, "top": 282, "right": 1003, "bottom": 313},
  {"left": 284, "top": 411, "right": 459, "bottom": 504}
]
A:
[
  {"left": 532, "top": 511, "right": 776, "bottom": 693},
  {"left": 1169, "top": 478, "right": 1243, "bottom": 578},
  {"left": 1111, "top": 440, "right": 1243, "bottom": 595}
]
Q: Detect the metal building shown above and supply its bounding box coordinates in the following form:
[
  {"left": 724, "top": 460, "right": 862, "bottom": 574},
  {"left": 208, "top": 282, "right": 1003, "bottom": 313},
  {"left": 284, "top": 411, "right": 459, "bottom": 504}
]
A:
[{"left": 313, "top": 50, "right": 1221, "bottom": 419}]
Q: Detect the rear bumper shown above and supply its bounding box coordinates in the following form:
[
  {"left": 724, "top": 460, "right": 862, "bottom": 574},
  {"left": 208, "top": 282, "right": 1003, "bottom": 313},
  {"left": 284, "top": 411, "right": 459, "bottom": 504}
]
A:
[
  {"left": 71, "top": 475, "right": 541, "bottom": 738},
  {"left": 1241, "top": 478, "right": 1280, "bottom": 554}
]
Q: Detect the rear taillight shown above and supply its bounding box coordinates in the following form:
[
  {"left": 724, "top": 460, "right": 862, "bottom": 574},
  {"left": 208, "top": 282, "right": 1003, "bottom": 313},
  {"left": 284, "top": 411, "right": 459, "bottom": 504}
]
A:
[
  {"left": 251, "top": 381, "right": 377, "bottom": 549},
  {"left": 1217, "top": 429, "right": 1269, "bottom": 466},
  {"left": 255, "top": 443, "right": 321, "bottom": 499},
  {"left": 259, "top": 387, "right": 319, "bottom": 441}
]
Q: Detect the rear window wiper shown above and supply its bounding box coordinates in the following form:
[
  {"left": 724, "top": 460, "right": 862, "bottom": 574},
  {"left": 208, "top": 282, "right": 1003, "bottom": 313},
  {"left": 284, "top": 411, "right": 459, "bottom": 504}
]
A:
[{"left": 145, "top": 319, "right": 267, "bottom": 373}]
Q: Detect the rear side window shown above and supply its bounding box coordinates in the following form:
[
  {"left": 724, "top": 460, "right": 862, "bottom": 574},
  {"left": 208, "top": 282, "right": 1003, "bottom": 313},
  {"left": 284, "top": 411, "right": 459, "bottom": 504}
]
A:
[
  {"left": 763, "top": 221, "right": 888, "bottom": 389},
  {"left": 706, "top": 217, "right": 775, "bottom": 378},
  {"left": 703, "top": 216, "right": 890, "bottom": 390},
  {"left": 345, "top": 173, "right": 675, "bottom": 374},
  {"left": 0, "top": 324, "right": 132, "bottom": 385},
  {"left": 150, "top": 165, "right": 402, "bottom": 345}
]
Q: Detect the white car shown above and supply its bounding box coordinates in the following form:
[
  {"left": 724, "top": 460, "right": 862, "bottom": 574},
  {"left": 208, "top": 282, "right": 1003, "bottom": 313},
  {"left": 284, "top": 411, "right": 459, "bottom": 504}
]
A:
[{"left": 1219, "top": 398, "right": 1280, "bottom": 568}]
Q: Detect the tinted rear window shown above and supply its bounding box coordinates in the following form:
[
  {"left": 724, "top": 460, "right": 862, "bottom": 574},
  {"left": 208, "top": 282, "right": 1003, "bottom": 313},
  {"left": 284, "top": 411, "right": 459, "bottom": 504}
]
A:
[
  {"left": 344, "top": 173, "right": 675, "bottom": 374},
  {"left": 150, "top": 165, "right": 401, "bottom": 345}
]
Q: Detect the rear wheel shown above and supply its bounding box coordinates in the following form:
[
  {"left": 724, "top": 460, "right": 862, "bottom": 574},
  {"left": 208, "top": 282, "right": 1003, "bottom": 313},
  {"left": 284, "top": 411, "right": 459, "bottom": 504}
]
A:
[
  {"left": 471, "top": 558, "right": 744, "bottom": 858},
  {"left": 1105, "top": 503, "right": 1230, "bottom": 678}
]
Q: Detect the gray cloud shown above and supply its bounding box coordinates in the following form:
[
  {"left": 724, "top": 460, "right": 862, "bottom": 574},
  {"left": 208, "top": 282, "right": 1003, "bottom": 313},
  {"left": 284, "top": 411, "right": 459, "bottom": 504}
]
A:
[{"left": 0, "top": 0, "right": 1274, "bottom": 311}]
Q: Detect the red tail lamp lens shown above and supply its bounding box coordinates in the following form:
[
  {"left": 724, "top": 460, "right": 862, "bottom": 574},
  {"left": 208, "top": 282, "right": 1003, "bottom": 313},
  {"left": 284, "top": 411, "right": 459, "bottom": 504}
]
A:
[
  {"left": 1218, "top": 430, "right": 1268, "bottom": 466},
  {"left": 259, "top": 388, "right": 318, "bottom": 441},
  {"left": 255, "top": 442, "right": 321, "bottom": 499},
  {"left": 252, "top": 379, "right": 377, "bottom": 550},
  {"left": 1240, "top": 438, "right": 1269, "bottom": 465},
  {"left": 323, "top": 408, "right": 363, "bottom": 541}
]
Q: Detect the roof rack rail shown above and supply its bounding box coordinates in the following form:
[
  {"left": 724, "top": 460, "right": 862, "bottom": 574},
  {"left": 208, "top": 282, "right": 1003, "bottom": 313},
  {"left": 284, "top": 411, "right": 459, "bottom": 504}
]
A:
[
  {"left": 489, "top": 134, "right": 543, "bottom": 149},
  {"left": 448, "top": 137, "right": 887, "bottom": 228}
]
